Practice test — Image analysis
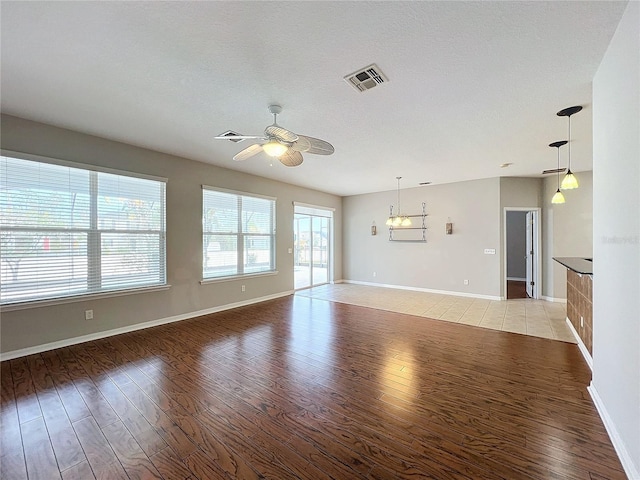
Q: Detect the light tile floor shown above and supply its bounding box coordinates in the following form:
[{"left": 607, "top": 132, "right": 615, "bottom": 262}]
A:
[{"left": 296, "top": 283, "right": 576, "bottom": 343}]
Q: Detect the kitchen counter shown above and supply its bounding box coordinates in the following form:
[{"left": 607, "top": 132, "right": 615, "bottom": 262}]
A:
[
  {"left": 553, "top": 257, "right": 593, "bottom": 275},
  {"left": 554, "top": 256, "right": 593, "bottom": 361}
]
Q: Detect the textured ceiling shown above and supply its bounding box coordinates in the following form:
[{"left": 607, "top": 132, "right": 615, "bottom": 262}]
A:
[{"left": 0, "top": 1, "right": 628, "bottom": 196}]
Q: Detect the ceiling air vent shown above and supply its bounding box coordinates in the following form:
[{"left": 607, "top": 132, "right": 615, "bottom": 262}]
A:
[
  {"left": 542, "top": 168, "right": 567, "bottom": 175},
  {"left": 344, "top": 64, "right": 388, "bottom": 92},
  {"left": 218, "top": 130, "right": 244, "bottom": 143}
]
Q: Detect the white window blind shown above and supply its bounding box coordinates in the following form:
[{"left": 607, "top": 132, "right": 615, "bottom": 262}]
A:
[
  {"left": 203, "top": 187, "right": 275, "bottom": 279},
  {"left": 0, "top": 155, "right": 166, "bottom": 305}
]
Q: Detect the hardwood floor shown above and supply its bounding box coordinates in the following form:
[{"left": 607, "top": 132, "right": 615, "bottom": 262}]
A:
[
  {"left": 0, "top": 295, "right": 626, "bottom": 479},
  {"left": 507, "top": 280, "right": 529, "bottom": 299}
]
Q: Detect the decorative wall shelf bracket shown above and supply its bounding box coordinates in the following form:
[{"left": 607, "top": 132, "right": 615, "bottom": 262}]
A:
[{"left": 389, "top": 202, "right": 427, "bottom": 242}]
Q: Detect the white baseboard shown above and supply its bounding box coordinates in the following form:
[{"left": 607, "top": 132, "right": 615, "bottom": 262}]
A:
[
  {"left": 342, "top": 280, "right": 502, "bottom": 301},
  {"left": 588, "top": 383, "right": 640, "bottom": 480},
  {"left": 541, "top": 295, "right": 567, "bottom": 303},
  {"left": 565, "top": 317, "right": 592, "bottom": 370},
  {"left": 0, "top": 290, "right": 294, "bottom": 361},
  {"left": 506, "top": 277, "right": 526, "bottom": 282}
]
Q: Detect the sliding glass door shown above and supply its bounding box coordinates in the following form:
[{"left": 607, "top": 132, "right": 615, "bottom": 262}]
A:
[{"left": 294, "top": 205, "right": 332, "bottom": 290}]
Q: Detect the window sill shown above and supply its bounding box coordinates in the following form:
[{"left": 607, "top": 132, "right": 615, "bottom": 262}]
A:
[
  {"left": 200, "top": 270, "right": 279, "bottom": 285},
  {"left": 0, "top": 284, "right": 171, "bottom": 312}
]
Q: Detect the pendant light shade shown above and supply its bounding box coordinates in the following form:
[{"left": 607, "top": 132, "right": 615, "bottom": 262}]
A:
[
  {"left": 551, "top": 189, "right": 566, "bottom": 204},
  {"left": 557, "top": 106, "right": 582, "bottom": 190},
  {"left": 561, "top": 171, "right": 579, "bottom": 190},
  {"left": 549, "top": 140, "right": 568, "bottom": 205}
]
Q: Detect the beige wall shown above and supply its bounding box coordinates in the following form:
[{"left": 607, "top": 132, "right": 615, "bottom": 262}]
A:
[
  {"left": 0, "top": 115, "right": 342, "bottom": 354},
  {"left": 542, "top": 171, "right": 593, "bottom": 299},
  {"left": 343, "top": 174, "right": 592, "bottom": 302},
  {"left": 499, "top": 177, "right": 543, "bottom": 296},
  {"left": 343, "top": 178, "right": 502, "bottom": 298}
]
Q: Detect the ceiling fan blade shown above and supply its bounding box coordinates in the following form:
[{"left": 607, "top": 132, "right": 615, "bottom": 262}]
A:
[
  {"left": 214, "top": 134, "right": 265, "bottom": 140},
  {"left": 233, "top": 143, "right": 263, "bottom": 161},
  {"left": 294, "top": 135, "right": 334, "bottom": 155},
  {"left": 265, "top": 125, "right": 298, "bottom": 143},
  {"left": 289, "top": 136, "right": 311, "bottom": 152},
  {"left": 278, "top": 150, "right": 303, "bottom": 167}
]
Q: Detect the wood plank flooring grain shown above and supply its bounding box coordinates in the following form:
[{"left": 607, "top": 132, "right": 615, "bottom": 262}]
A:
[
  {"left": 10, "top": 357, "right": 42, "bottom": 424},
  {"left": 26, "top": 354, "right": 86, "bottom": 471},
  {"left": 20, "top": 416, "right": 61, "bottom": 480},
  {"left": 102, "top": 420, "right": 163, "bottom": 479},
  {"left": 1, "top": 361, "right": 28, "bottom": 480},
  {"left": 149, "top": 447, "right": 193, "bottom": 480},
  {"left": 3, "top": 295, "right": 626, "bottom": 479},
  {"left": 61, "top": 460, "right": 95, "bottom": 480},
  {"left": 71, "top": 415, "right": 121, "bottom": 476},
  {"left": 40, "top": 350, "right": 92, "bottom": 423}
]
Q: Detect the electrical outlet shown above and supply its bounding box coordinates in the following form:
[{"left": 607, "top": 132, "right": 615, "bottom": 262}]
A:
[
  {"left": 463, "top": 279, "right": 469, "bottom": 285},
  {"left": 288, "top": 248, "right": 292, "bottom": 254},
  {"left": 484, "top": 248, "right": 496, "bottom": 255},
  {"left": 85, "top": 310, "right": 93, "bottom": 320},
  {"left": 241, "top": 285, "right": 245, "bottom": 292},
  {"left": 580, "top": 316, "right": 584, "bottom": 327},
  {"left": 373, "top": 272, "right": 377, "bottom": 277}
]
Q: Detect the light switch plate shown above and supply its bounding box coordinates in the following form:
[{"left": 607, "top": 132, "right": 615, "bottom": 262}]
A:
[{"left": 484, "top": 248, "right": 496, "bottom": 255}]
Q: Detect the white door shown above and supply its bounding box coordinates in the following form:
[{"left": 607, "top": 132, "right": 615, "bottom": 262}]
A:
[{"left": 525, "top": 211, "right": 534, "bottom": 298}]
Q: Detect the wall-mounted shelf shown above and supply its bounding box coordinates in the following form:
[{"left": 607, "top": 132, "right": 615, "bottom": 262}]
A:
[{"left": 389, "top": 202, "right": 427, "bottom": 242}]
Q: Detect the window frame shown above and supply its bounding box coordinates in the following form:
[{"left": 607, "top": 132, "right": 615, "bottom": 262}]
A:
[
  {"left": 202, "top": 185, "right": 277, "bottom": 281},
  {"left": 0, "top": 150, "right": 168, "bottom": 308}
]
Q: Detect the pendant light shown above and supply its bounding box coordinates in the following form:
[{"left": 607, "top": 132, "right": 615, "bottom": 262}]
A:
[
  {"left": 385, "top": 177, "right": 412, "bottom": 226},
  {"left": 549, "top": 140, "right": 567, "bottom": 204},
  {"left": 557, "top": 105, "right": 582, "bottom": 190}
]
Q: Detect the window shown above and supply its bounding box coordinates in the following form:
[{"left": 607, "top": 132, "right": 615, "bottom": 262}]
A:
[
  {"left": 0, "top": 154, "right": 166, "bottom": 305},
  {"left": 202, "top": 187, "right": 275, "bottom": 279}
]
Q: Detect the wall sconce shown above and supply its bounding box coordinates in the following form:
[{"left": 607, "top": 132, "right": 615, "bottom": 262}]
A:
[
  {"left": 371, "top": 222, "right": 377, "bottom": 236},
  {"left": 446, "top": 218, "right": 453, "bottom": 235}
]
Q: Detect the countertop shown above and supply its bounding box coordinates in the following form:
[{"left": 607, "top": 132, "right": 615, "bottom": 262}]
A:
[{"left": 553, "top": 257, "right": 593, "bottom": 275}]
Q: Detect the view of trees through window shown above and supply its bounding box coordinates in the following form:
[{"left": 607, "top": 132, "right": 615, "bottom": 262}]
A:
[
  {"left": 203, "top": 188, "right": 275, "bottom": 279},
  {"left": 0, "top": 156, "right": 166, "bottom": 304}
]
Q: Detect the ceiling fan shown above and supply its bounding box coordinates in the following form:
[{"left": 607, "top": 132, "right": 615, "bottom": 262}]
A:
[{"left": 215, "top": 105, "right": 334, "bottom": 167}]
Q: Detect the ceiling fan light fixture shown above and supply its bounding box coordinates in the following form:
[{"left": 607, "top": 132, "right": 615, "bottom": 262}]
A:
[
  {"left": 218, "top": 104, "right": 333, "bottom": 166},
  {"left": 263, "top": 140, "right": 287, "bottom": 157}
]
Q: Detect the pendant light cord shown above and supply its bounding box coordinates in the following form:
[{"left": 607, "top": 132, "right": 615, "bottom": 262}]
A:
[
  {"left": 557, "top": 147, "right": 561, "bottom": 189},
  {"left": 567, "top": 115, "right": 571, "bottom": 171}
]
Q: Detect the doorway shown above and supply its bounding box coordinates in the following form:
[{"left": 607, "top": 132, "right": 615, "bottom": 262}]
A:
[
  {"left": 293, "top": 204, "right": 333, "bottom": 290},
  {"left": 504, "top": 208, "right": 540, "bottom": 299}
]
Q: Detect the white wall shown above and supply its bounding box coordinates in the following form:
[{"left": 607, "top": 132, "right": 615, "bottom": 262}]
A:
[
  {"left": 0, "top": 115, "right": 343, "bottom": 355},
  {"left": 592, "top": 2, "right": 640, "bottom": 478},
  {"left": 542, "top": 171, "right": 594, "bottom": 299},
  {"left": 343, "top": 178, "right": 502, "bottom": 298}
]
